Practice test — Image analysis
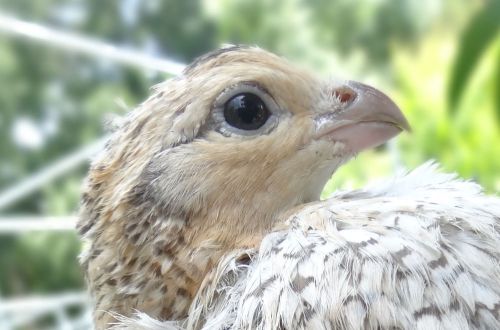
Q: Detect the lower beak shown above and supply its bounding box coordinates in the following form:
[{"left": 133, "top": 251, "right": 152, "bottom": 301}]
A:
[{"left": 314, "top": 81, "right": 410, "bottom": 153}]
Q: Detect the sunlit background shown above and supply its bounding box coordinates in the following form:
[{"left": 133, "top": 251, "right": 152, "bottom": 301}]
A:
[{"left": 0, "top": 0, "right": 499, "bottom": 328}]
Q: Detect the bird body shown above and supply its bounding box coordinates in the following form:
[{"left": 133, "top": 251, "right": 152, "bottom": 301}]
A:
[
  {"left": 78, "top": 46, "right": 500, "bottom": 329},
  {"left": 110, "top": 163, "right": 500, "bottom": 330}
]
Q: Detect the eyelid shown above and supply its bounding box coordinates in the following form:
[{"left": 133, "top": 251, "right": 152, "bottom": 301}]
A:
[{"left": 214, "top": 81, "right": 277, "bottom": 109}]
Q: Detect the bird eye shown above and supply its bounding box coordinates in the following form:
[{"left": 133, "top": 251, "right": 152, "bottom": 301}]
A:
[
  {"left": 212, "top": 82, "right": 282, "bottom": 137},
  {"left": 223, "top": 93, "right": 270, "bottom": 130}
]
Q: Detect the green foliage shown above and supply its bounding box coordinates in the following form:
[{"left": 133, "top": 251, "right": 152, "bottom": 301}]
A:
[
  {"left": 0, "top": 233, "right": 83, "bottom": 296},
  {"left": 306, "top": 0, "right": 432, "bottom": 63},
  {"left": 393, "top": 32, "right": 500, "bottom": 192},
  {"left": 448, "top": 0, "right": 500, "bottom": 118}
]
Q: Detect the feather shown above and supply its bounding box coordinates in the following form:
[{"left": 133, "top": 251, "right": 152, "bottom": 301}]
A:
[{"left": 116, "top": 163, "right": 500, "bottom": 329}]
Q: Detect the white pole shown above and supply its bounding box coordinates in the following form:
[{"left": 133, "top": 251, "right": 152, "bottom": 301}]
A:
[
  {"left": 0, "top": 292, "right": 90, "bottom": 329},
  {"left": 0, "top": 13, "right": 186, "bottom": 75},
  {"left": 0, "top": 216, "right": 77, "bottom": 232},
  {"left": 0, "top": 137, "right": 107, "bottom": 211}
]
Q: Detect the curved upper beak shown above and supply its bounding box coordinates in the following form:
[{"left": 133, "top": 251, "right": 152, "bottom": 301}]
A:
[{"left": 314, "top": 80, "right": 410, "bottom": 153}]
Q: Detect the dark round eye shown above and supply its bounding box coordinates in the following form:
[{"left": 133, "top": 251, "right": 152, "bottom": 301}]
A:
[{"left": 223, "top": 93, "right": 270, "bottom": 130}]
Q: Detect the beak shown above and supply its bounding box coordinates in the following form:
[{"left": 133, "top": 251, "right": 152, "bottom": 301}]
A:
[{"left": 314, "top": 81, "right": 410, "bottom": 153}]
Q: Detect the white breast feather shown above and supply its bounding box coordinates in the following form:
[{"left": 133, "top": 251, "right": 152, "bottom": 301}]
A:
[{"left": 114, "top": 162, "right": 500, "bottom": 329}]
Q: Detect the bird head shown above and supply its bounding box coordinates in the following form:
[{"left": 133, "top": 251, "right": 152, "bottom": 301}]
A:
[{"left": 85, "top": 45, "right": 408, "bottom": 247}]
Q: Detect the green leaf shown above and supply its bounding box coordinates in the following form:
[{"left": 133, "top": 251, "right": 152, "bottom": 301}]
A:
[
  {"left": 495, "top": 45, "right": 500, "bottom": 123},
  {"left": 448, "top": 0, "right": 500, "bottom": 112}
]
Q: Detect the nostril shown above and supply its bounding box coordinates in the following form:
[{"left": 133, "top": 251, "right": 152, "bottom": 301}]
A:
[{"left": 332, "top": 88, "right": 356, "bottom": 104}]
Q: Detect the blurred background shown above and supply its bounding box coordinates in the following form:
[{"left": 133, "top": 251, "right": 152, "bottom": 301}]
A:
[{"left": 0, "top": 0, "right": 498, "bottom": 328}]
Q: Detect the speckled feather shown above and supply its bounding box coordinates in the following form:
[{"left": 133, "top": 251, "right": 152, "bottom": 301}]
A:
[{"left": 115, "top": 163, "right": 500, "bottom": 329}]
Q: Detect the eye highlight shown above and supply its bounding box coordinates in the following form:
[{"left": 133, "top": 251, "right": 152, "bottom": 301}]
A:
[{"left": 224, "top": 93, "right": 270, "bottom": 130}]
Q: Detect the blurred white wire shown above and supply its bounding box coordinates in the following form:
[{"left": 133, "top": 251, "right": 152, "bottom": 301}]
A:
[
  {"left": 0, "top": 12, "right": 186, "bottom": 75},
  {"left": 0, "top": 137, "right": 108, "bottom": 211},
  {"left": 0, "top": 292, "right": 92, "bottom": 330},
  {"left": 0, "top": 216, "right": 76, "bottom": 232}
]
